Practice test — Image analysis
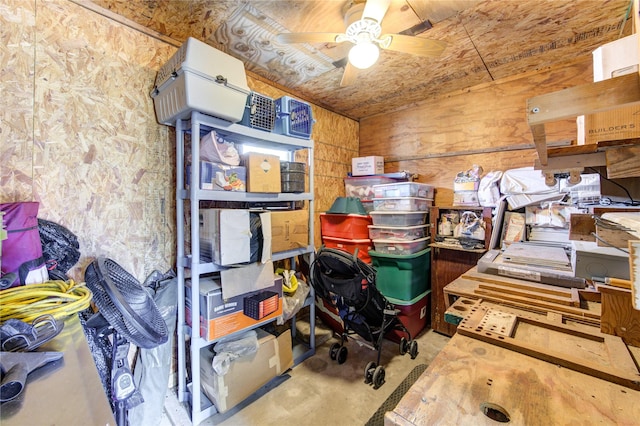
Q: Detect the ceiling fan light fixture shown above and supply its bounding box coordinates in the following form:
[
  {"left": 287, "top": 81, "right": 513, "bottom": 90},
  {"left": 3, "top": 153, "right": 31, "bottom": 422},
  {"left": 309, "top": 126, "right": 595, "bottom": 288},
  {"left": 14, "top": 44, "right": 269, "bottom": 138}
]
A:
[{"left": 348, "top": 41, "right": 379, "bottom": 69}]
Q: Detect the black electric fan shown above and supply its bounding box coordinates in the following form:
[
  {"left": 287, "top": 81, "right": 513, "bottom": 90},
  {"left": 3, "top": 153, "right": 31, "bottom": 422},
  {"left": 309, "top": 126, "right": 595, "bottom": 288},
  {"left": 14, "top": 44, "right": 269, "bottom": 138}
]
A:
[{"left": 84, "top": 257, "right": 168, "bottom": 426}]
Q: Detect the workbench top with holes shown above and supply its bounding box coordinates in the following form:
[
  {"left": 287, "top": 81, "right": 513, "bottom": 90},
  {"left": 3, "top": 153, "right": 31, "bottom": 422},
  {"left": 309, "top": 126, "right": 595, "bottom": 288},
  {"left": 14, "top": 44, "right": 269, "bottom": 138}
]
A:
[
  {"left": 0, "top": 315, "right": 115, "bottom": 426},
  {"left": 385, "top": 330, "right": 640, "bottom": 425}
]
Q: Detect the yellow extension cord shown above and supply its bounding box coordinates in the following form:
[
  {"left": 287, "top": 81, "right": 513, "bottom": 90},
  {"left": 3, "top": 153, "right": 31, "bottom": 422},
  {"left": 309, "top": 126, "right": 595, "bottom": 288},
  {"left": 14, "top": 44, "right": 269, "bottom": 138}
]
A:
[{"left": 0, "top": 280, "right": 92, "bottom": 324}]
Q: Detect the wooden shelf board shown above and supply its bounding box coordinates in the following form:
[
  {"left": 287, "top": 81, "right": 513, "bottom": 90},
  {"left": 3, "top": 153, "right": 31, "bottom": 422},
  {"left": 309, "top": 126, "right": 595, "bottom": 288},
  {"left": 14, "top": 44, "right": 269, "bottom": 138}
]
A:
[{"left": 527, "top": 73, "right": 640, "bottom": 166}]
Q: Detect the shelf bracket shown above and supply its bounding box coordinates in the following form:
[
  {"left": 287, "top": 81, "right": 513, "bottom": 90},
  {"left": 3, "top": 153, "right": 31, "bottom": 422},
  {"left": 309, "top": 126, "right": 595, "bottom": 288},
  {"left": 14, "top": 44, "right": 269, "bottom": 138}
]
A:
[{"left": 527, "top": 72, "right": 640, "bottom": 167}]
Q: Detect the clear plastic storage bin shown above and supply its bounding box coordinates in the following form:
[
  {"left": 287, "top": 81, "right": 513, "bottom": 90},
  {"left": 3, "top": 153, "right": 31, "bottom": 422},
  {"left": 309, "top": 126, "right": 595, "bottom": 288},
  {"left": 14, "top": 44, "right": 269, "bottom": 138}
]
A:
[
  {"left": 372, "top": 237, "right": 430, "bottom": 255},
  {"left": 372, "top": 197, "right": 433, "bottom": 212},
  {"left": 369, "top": 211, "right": 428, "bottom": 226},
  {"left": 344, "top": 176, "right": 396, "bottom": 199},
  {"left": 373, "top": 182, "right": 435, "bottom": 199},
  {"left": 368, "top": 224, "right": 429, "bottom": 241}
]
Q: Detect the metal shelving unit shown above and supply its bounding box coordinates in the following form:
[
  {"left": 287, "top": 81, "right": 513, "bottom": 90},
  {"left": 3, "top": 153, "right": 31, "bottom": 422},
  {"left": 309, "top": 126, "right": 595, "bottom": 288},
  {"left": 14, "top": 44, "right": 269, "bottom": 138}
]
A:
[{"left": 175, "top": 111, "right": 316, "bottom": 425}]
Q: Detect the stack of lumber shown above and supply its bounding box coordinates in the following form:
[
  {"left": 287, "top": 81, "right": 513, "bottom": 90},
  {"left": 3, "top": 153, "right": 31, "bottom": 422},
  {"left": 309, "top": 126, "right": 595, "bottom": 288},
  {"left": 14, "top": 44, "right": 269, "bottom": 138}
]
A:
[{"left": 445, "top": 268, "right": 601, "bottom": 326}]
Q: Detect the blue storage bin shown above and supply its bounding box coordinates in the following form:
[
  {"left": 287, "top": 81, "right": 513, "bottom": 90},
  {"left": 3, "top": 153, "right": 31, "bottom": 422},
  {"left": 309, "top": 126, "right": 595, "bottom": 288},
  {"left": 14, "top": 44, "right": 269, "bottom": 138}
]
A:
[{"left": 274, "top": 96, "right": 314, "bottom": 139}]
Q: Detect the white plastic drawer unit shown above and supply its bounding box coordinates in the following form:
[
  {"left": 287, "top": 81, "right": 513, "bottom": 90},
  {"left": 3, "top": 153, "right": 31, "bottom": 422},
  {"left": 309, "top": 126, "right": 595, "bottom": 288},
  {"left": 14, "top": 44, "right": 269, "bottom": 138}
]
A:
[{"left": 151, "top": 37, "right": 250, "bottom": 126}]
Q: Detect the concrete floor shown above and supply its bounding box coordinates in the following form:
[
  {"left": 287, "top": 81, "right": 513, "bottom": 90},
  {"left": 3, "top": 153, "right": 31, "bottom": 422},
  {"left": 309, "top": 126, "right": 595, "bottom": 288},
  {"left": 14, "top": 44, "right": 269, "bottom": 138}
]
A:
[{"left": 163, "top": 312, "right": 450, "bottom": 425}]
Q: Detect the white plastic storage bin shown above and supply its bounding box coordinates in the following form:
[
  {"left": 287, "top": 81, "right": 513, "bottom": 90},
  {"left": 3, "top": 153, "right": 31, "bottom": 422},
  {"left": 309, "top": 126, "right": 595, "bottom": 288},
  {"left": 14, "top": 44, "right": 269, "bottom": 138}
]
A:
[
  {"left": 373, "top": 182, "right": 434, "bottom": 200},
  {"left": 372, "top": 237, "right": 430, "bottom": 255},
  {"left": 372, "top": 197, "right": 432, "bottom": 212},
  {"left": 368, "top": 224, "right": 429, "bottom": 241},
  {"left": 274, "top": 96, "right": 315, "bottom": 139},
  {"left": 369, "top": 211, "right": 428, "bottom": 227},
  {"left": 151, "top": 37, "right": 250, "bottom": 126}
]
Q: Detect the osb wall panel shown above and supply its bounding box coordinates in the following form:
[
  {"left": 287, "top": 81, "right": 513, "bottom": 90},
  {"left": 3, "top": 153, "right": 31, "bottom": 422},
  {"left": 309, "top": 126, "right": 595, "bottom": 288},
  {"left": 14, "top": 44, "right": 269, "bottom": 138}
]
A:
[
  {"left": 2, "top": 0, "right": 357, "bottom": 284},
  {"left": 360, "top": 57, "right": 594, "bottom": 205},
  {"left": 1, "top": 0, "right": 36, "bottom": 201},
  {"left": 1, "top": 0, "right": 176, "bottom": 282},
  {"left": 311, "top": 108, "right": 358, "bottom": 245}
]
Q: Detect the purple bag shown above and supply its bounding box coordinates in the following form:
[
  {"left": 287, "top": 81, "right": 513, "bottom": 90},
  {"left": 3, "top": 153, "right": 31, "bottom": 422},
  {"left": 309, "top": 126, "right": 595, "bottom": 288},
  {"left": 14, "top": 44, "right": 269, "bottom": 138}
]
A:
[{"left": 1, "top": 202, "right": 49, "bottom": 288}]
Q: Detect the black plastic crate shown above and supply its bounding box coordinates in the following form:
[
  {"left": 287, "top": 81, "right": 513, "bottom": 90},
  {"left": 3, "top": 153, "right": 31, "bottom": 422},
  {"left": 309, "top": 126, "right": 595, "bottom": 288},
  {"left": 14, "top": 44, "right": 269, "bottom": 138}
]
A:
[{"left": 243, "top": 291, "right": 279, "bottom": 320}]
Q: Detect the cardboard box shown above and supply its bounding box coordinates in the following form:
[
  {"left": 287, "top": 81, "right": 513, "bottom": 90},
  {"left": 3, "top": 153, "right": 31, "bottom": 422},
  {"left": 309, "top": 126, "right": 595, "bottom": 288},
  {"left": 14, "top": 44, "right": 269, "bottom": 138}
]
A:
[
  {"left": 187, "top": 161, "right": 246, "bottom": 191},
  {"left": 245, "top": 153, "right": 281, "bottom": 193},
  {"left": 200, "top": 328, "right": 293, "bottom": 413},
  {"left": 592, "top": 34, "right": 639, "bottom": 82},
  {"left": 453, "top": 180, "right": 480, "bottom": 192},
  {"left": 579, "top": 34, "right": 640, "bottom": 144},
  {"left": 270, "top": 210, "right": 309, "bottom": 253},
  {"left": 185, "top": 273, "right": 283, "bottom": 341},
  {"left": 351, "top": 156, "right": 384, "bottom": 176},
  {"left": 199, "top": 209, "right": 250, "bottom": 265},
  {"left": 584, "top": 105, "right": 640, "bottom": 144},
  {"left": 220, "top": 258, "right": 276, "bottom": 299}
]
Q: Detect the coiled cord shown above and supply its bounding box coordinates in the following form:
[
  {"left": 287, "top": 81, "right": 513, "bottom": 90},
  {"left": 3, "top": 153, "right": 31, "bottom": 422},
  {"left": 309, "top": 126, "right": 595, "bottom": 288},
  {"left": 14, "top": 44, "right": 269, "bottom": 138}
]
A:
[{"left": 0, "top": 280, "right": 92, "bottom": 324}]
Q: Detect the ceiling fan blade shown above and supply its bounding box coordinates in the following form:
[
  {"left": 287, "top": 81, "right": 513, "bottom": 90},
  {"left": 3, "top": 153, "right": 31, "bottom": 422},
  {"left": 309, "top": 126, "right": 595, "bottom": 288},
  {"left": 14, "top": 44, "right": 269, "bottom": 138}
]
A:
[
  {"left": 362, "top": 0, "right": 391, "bottom": 23},
  {"left": 276, "top": 32, "right": 344, "bottom": 44},
  {"left": 381, "top": 34, "right": 447, "bottom": 57},
  {"left": 340, "top": 62, "right": 359, "bottom": 87}
]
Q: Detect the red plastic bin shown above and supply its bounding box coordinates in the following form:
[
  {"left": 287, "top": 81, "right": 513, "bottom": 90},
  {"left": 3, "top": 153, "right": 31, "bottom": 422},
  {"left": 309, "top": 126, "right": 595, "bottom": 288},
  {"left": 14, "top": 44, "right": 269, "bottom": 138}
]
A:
[
  {"left": 384, "top": 290, "right": 431, "bottom": 343},
  {"left": 321, "top": 236, "right": 373, "bottom": 264},
  {"left": 320, "top": 213, "right": 372, "bottom": 239}
]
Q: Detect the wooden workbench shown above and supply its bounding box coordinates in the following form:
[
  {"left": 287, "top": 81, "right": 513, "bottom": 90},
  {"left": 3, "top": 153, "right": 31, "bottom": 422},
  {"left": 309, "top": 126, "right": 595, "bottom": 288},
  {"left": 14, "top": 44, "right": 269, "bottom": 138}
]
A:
[
  {"left": 443, "top": 268, "right": 602, "bottom": 327},
  {"left": 385, "top": 331, "right": 640, "bottom": 425},
  {"left": 388, "top": 268, "right": 640, "bottom": 425},
  {"left": 0, "top": 315, "right": 115, "bottom": 426}
]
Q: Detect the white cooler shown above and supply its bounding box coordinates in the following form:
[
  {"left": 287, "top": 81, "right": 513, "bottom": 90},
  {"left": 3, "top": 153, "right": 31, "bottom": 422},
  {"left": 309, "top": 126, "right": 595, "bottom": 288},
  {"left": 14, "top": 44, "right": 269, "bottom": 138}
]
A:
[{"left": 151, "top": 37, "right": 250, "bottom": 126}]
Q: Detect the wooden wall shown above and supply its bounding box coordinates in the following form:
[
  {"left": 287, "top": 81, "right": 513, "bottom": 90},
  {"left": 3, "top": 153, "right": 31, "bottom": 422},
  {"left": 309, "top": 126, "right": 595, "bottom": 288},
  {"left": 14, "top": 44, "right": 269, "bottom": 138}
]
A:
[
  {"left": 0, "top": 0, "right": 356, "bottom": 282},
  {"left": 359, "top": 58, "right": 595, "bottom": 206}
]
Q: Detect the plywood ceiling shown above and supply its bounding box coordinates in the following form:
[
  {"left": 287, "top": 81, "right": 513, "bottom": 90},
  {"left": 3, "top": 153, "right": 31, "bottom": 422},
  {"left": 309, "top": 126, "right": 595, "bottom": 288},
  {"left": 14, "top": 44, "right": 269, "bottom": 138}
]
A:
[{"left": 89, "top": 0, "right": 634, "bottom": 120}]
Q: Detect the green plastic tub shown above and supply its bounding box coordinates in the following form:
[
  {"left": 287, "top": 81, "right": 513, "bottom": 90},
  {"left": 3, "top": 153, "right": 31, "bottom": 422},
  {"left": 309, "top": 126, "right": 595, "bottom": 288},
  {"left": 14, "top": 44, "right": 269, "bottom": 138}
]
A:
[{"left": 369, "top": 247, "right": 431, "bottom": 301}]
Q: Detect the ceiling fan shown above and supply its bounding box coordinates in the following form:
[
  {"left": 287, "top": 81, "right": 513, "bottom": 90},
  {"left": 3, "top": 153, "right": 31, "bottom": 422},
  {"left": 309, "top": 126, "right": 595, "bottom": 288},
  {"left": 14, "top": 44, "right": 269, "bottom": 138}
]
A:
[{"left": 276, "top": 0, "right": 447, "bottom": 86}]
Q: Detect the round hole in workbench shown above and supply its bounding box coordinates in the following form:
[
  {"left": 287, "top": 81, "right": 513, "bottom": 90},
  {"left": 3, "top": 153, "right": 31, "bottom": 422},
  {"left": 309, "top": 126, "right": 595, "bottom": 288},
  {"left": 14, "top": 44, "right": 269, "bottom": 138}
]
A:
[{"left": 480, "top": 402, "right": 510, "bottom": 423}]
